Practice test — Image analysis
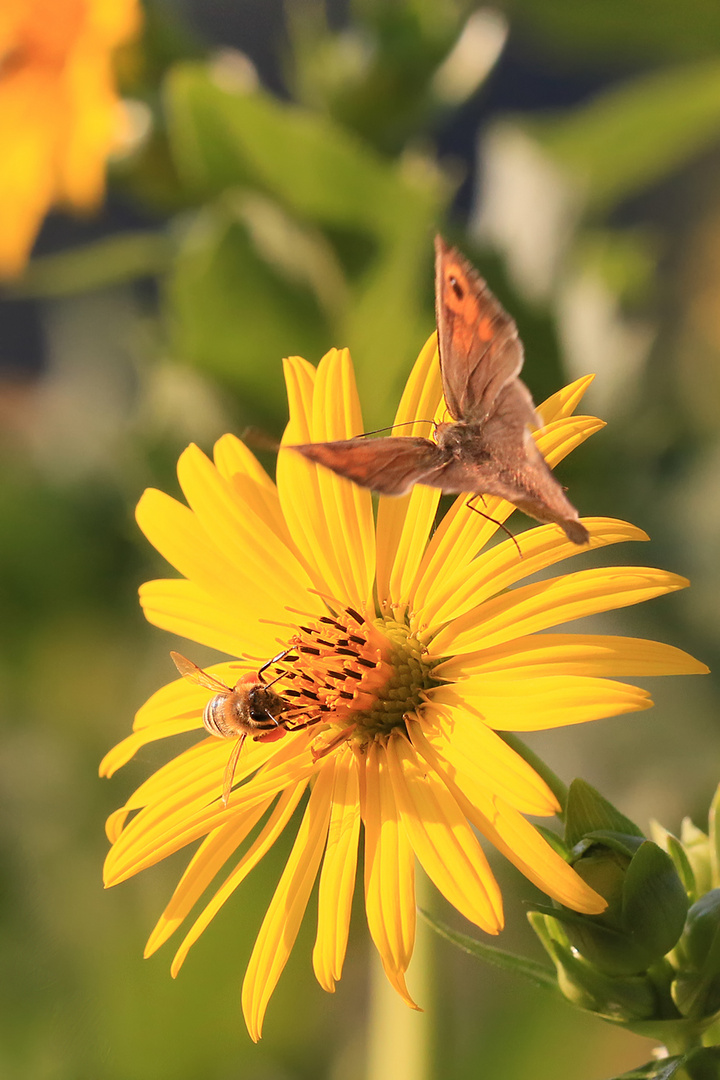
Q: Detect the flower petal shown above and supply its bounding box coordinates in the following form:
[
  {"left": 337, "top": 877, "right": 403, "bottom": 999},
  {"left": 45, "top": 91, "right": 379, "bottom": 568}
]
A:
[
  {"left": 407, "top": 720, "right": 605, "bottom": 914},
  {"left": 136, "top": 489, "right": 294, "bottom": 643},
  {"left": 416, "top": 518, "right": 647, "bottom": 629},
  {"left": 385, "top": 733, "right": 503, "bottom": 934},
  {"left": 278, "top": 353, "right": 374, "bottom": 610},
  {"left": 436, "top": 634, "right": 710, "bottom": 680},
  {"left": 418, "top": 702, "right": 559, "bottom": 816},
  {"left": 138, "top": 578, "right": 281, "bottom": 657},
  {"left": 310, "top": 349, "right": 376, "bottom": 605},
  {"left": 104, "top": 736, "right": 317, "bottom": 886},
  {"left": 176, "top": 443, "right": 314, "bottom": 612},
  {"left": 427, "top": 567, "right": 689, "bottom": 656},
  {"left": 242, "top": 760, "right": 335, "bottom": 1041},
  {"left": 168, "top": 782, "right": 308, "bottom": 975},
  {"left": 312, "top": 746, "right": 361, "bottom": 992},
  {"left": 375, "top": 334, "right": 444, "bottom": 611},
  {"left": 213, "top": 433, "right": 291, "bottom": 544},
  {"left": 99, "top": 717, "right": 201, "bottom": 778},
  {"left": 146, "top": 797, "right": 275, "bottom": 956},
  {"left": 430, "top": 675, "right": 652, "bottom": 730},
  {"left": 362, "top": 741, "right": 418, "bottom": 1008},
  {"left": 537, "top": 374, "right": 595, "bottom": 424}
]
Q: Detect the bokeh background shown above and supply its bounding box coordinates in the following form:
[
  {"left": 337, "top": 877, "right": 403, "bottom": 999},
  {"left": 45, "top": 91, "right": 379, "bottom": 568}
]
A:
[{"left": 1, "top": 1, "right": 719, "bottom": 1077}]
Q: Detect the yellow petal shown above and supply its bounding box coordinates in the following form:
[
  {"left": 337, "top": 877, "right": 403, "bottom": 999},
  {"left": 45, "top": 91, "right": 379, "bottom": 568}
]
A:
[
  {"left": 99, "top": 717, "right": 201, "bottom": 777},
  {"left": 418, "top": 703, "right": 559, "bottom": 815},
  {"left": 430, "top": 674, "right": 652, "bottom": 730},
  {"left": 362, "top": 741, "right": 418, "bottom": 1008},
  {"left": 278, "top": 354, "right": 374, "bottom": 610},
  {"left": 385, "top": 733, "right": 503, "bottom": 934},
  {"left": 408, "top": 720, "right": 605, "bottom": 915},
  {"left": 309, "top": 349, "right": 376, "bottom": 605},
  {"left": 138, "top": 579, "right": 282, "bottom": 658},
  {"left": 242, "top": 761, "right": 335, "bottom": 1041},
  {"left": 376, "top": 334, "right": 444, "bottom": 612},
  {"left": 417, "top": 518, "right": 647, "bottom": 629},
  {"left": 437, "top": 633, "right": 710, "bottom": 680},
  {"left": 104, "top": 736, "right": 316, "bottom": 886},
  {"left": 168, "top": 782, "right": 307, "bottom": 973},
  {"left": 537, "top": 375, "right": 595, "bottom": 424},
  {"left": 147, "top": 798, "right": 273, "bottom": 956},
  {"left": 176, "top": 443, "right": 314, "bottom": 612},
  {"left": 312, "top": 746, "right": 361, "bottom": 992},
  {"left": 136, "top": 489, "right": 289, "bottom": 628},
  {"left": 427, "top": 567, "right": 689, "bottom": 656},
  {"left": 213, "top": 433, "right": 291, "bottom": 544}
]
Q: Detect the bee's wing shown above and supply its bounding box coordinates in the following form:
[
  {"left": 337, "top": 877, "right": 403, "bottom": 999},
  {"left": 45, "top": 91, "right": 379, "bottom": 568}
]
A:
[{"left": 170, "top": 651, "right": 230, "bottom": 694}]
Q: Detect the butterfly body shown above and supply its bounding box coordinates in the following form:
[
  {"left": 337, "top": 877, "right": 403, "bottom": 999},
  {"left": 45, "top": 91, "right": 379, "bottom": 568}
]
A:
[{"left": 291, "top": 236, "right": 589, "bottom": 546}]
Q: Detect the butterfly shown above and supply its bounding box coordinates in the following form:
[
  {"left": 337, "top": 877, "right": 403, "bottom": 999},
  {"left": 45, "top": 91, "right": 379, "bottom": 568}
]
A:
[{"left": 291, "top": 235, "right": 589, "bottom": 545}]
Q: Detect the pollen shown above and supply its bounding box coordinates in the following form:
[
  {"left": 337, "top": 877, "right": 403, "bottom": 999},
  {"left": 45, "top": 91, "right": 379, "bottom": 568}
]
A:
[{"left": 270, "top": 605, "right": 438, "bottom": 751}]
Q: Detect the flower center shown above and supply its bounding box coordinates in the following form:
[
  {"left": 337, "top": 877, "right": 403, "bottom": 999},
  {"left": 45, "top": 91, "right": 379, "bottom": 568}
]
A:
[{"left": 272, "top": 604, "right": 437, "bottom": 750}]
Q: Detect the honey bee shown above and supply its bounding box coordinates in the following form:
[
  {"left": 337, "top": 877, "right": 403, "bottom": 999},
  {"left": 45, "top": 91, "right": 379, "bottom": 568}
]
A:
[{"left": 170, "top": 649, "right": 312, "bottom": 806}]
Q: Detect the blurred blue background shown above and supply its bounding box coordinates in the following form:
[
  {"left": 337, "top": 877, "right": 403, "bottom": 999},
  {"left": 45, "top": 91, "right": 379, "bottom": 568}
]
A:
[{"left": 1, "top": 1, "right": 719, "bottom": 1077}]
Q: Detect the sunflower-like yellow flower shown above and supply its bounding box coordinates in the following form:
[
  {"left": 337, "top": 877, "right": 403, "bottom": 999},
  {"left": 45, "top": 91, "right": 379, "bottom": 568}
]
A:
[
  {"left": 0, "top": 0, "right": 140, "bottom": 277},
  {"left": 102, "top": 335, "right": 707, "bottom": 1040}
]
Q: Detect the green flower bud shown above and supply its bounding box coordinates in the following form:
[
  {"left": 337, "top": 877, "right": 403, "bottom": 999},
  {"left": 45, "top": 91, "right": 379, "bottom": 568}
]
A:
[
  {"left": 565, "top": 837, "right": 689, "bottom": 976},
  {"left": 671, "top": 889, "right": 720, "bottom": 1020},
  {"left": 529, "top": 912, "right": 657, "bottom": 1022},
  {"left": 537, "top": 836, "right": 689, "bottom": 977}
]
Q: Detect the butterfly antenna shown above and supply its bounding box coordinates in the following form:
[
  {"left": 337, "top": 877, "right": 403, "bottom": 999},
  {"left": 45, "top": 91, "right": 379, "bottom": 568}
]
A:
[
  {"left": 355, "top": 419, "right": 435, "bottom": 438},
  {"left": 466, "top": 495, "right": 523, "bottom": 559}
]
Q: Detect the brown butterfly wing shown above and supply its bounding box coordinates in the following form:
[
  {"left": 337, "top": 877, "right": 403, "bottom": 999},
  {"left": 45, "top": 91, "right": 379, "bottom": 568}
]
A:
[
  {"left": 291, "top": 437, "right": 449, "bottom": 496},
  {"left": 434, "top": 235, "right": 537, "bottom": 427},
  {"left": 433, "top": 382, "right": 589, "bottom": 544}
]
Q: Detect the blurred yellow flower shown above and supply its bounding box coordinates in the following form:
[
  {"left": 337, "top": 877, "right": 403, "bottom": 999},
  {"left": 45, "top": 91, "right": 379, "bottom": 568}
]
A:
[
  {"left": 0, "top": 0, "right": 140, "bottom": 277},
  {"left": 101, "top": 335, "right": 707, "bottom": 1040}
]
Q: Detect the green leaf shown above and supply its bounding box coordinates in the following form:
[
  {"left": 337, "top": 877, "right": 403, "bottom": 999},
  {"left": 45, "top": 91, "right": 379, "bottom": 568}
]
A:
[
  {"left": 9, "top": 232, "right": 171, "bottom": 298},
  {"left": 535, "top": 59, "right": 720, "bottom": 212},
  {"left": 565, "top": 779, "right": 644, "bottom": 848},
  {"left": 165, "top": 202, "right": 329, "bottom": 422},
  {"left": 418, "top": 909, "right": 559, "bottom": 994},
  {"left": 164, "top": 61, "right": 442, "bottom": 235}
]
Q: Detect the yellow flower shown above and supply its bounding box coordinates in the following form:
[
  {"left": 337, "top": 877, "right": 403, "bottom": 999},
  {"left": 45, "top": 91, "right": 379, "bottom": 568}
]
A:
[
  {"left": 0, "top": 0, "right": 140, "bottom": 278},
  {"left": 102, "top": 335, "right": 707, "bottom": 1040}
]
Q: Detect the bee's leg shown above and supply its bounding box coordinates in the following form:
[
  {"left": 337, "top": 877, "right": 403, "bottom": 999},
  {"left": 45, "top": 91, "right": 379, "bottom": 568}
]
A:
[
  {"left": 255, "top": 727, "right": 286, "bottom": 744},
  {"left": 221, "top": 734, "right": 246, "bottom": 807},
  {"left": 283, "top": 712, "right": 322, "bottom": 732}
]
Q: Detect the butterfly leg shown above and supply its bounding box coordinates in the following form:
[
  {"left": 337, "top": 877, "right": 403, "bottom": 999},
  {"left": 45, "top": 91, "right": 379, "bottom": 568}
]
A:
[{"left": 466, "top": 495, "right": 522, "bottom": 558}]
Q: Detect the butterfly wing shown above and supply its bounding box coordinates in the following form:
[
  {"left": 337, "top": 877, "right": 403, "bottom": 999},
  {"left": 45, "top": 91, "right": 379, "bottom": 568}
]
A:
[
  {"left": 290, "top": 436, "right": 449, "bottom": 496},
  {"left": 434, "top": 235, "right": 537, "bottom": 427}
]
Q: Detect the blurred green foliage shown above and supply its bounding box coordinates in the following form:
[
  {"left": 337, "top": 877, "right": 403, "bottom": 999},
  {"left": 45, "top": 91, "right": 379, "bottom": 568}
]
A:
[{"left": 2, "top": 0, "right": 720, "bottom": 1077}]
